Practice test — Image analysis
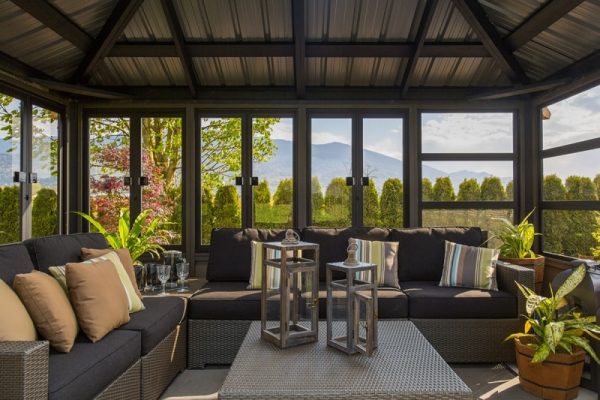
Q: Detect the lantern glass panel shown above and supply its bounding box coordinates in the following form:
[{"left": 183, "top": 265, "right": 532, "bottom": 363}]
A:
[
  {"left": 265, "top": 264, "right": 282, "bottom": 334},
  {"left": 330, "top": 281, "right": 349, "bottom": 347}
]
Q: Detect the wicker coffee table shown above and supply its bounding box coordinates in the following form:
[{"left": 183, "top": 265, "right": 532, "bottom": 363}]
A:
[{"left": 219, "top": 320, "right": 472, "bottom": 400}]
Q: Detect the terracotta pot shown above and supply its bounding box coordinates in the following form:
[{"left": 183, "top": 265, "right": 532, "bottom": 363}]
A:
[
  {"left": 500, "top": 255, "right": 545, "bottom": 293},
  {"left": 515, "top": 338, "right": 585, "bottom": 400}
]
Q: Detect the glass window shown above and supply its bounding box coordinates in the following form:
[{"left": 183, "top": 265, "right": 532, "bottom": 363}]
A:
[
  {"left": 200, "top": 117, "right": 242, "bottom": 244},
  {"left": 542, "top": 85, "right": 600, "bottom": 149},
  {"left": 32, "top": 105, "right": 59, "bottom": 237},
  {"left": 89, "top": 117, "right": 130, "bottom": 233},
  {"left": 141, "top": 117, "right": 182, "bottom": 244},
  {"left": 421, "top": 112, "right": 513, "bottom": 153},
  {"left": 421, "top": 161, "right": 513, "bottom": 201},
  {"left": 0, "top": 93, "right": 21, "bottom": 243},
  {"left": 363, "top": 118, "right": 403, "bottom": 227},
  {"left": 253, "top": 117, "right": 293, "bottom": 228},
  {"left": 543, "top": 150, "right": 600, "bottom": 201},
  {"left": 311, "top": 118, "right": 352, "bottom": 227},
  {"left": 422, "top": 209, "right": 514, "bottom": 244},
  {"left": 543, "top": 210, "right": 599, "bottom": 258}
]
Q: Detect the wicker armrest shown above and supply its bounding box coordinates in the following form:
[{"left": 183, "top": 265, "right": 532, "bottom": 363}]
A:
[
  {"left": 0, "top": 341, "right": 49, "bottom": 400},
  {"left": 496, "top": 260, "right": 535, "bottom": 317}
]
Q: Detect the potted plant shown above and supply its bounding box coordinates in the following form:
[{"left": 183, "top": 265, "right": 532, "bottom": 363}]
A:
[
  {"left": 490, "top": 209, "right": 545, "bottom": 293},
  {"left": 507, "top": 264, "right": 600, "bottom": 400},
  {"left": 75, "top": 208, "right": 167, "bottom": 264}
]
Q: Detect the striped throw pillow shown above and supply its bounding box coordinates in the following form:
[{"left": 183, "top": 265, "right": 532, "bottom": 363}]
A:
[
  {"left": 439, "top": 241, "right": 499, "bottom": 290},
  {"left": 48, "top": 266, "right": 68, "bottom": 294},
  {"left": 354, "top": 238, "right": 400, "bottom": 288},
  {"left": 248, "top": 241, "right": 283, "bottom": 290}
]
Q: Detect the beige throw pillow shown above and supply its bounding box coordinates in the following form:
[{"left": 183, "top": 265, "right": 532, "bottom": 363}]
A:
[
  {"left": 13, "top": 271, "right": 78, "bottom": 352},
  {"left": 66, "top": 260, "right": 130, "bottom": 342},
  {"left": 0, "top": 280, "right": 37, "bottom": 341},
  {"left": 81, "top": 247, "right": 143, "bottom": 300}
]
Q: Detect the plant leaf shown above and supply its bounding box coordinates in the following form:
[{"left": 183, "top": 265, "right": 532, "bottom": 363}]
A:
[
  {"left": 544, "top": 321, "right": 564, "bottom": 353},
  {"left": 532, "top": 343, "right": 551, "bottom": 363},
  {"left": 556, "top": 264, "right": 586, "bottom": 300}
]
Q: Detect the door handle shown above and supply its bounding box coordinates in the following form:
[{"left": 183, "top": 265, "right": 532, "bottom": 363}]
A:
[
  {"left": 361, "top": 177, "right": 370, "bottom": 186},
  {"left": 251, "top": 177, "right": 259, "bottom": 186},
  {"left": 345, "top": 177, "right": 354, "bottom": 186},
  {"left": 123, "top": 176, "right": 131, "bottom": 186},
  {"left": 235, "top": 176, "right": 244, "bottom": 186},
  {"left": 139, "top": 176, "right": 149, "bottom": 186}
]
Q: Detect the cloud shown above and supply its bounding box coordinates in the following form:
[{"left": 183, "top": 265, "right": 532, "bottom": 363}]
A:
[{"left": 311, "top": 130, "right": 351, "bottom": 145}]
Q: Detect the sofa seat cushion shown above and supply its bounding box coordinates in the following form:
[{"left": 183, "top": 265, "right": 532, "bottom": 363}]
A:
[
  {"left": 402, "top": 281, "right": 517, "bottom": 319},
  {"left": 189, "top": 281, "right": 408, "bottom": 320},
  {"left": 118, "top": 296, "right": 186, "bottom": 355},
  {"left": 48, "top": 330, "right": 140, "bottom": 400}
]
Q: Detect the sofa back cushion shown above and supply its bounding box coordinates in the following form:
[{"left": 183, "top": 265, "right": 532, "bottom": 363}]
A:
[
  {"left": 301, "top": 227, "right": 390, "bottom": 281},
  {"left": 0, "top": 242, "right": 35, "bottom": 286},
  {"left": 207, "top": 228, "right": 289, "bottom": 281},
  {"left": 389, "top": 227, "right": 484, "bottom": 282},
  {"left": 24, "top": 233, "right": 108, "bottom": 273}
]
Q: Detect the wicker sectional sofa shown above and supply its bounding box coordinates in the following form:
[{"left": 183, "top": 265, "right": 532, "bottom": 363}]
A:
[
  {"left": 188, "top": 227, "right": 535, "bottom": 367},
  {"left": 0, "top": 233, "right": 186, "bottom": 400}
]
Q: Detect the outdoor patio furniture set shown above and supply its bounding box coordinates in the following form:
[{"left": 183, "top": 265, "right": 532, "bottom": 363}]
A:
[{"left": 0, "top": 227, "right": 534, "bottom": 399}]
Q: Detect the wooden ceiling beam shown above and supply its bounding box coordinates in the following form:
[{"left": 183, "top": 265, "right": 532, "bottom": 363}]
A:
[
  {"left": 109, "top": 42, "right": 490, "bottom": 58},
  {"left": 28, "top": 78, "right": 130, "bottom": 99},
  {"left": 72, "top": 0, "right": 144, "bottom": 83},
  {"left": 292, "top": 0, "right": 306, "bottom": 98},
  {"left": 469, "top": 78, "right": 570, "bottom": 100},
  {"left": 452, "top": 0, "right": 529, "bottom": 84},
  {"left": 161, "top": 0, "right": 198, "bottom": 97},
  {"left": 0, "top": 51, "right": 54, "bottom": 80},
  {"left": 10, "top": 0, "right": 93, "bottom": 51},
  {"left": 400, "top": 0, "right": 437, "bottom": 96},
  {"left": 504, "top": 0, "right": 584, "bottom": 50}
]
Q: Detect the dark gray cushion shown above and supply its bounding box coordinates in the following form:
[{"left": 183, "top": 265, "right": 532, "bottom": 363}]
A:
[
  {"left": 118, "top": 296, "right": 186, "bottom": 355},
  {"left": 389, "top": 227, "right": 484, "bottom": 282},
  {"left": 0, "top": 243, "right": 35, "bottom": 286},
  {"left": 189, "top": 281, "right": 408, "bottom": 320},
  {"left": 48, "top": 330, "right": 140, "bottom": 400},
  {"left": 206, "top": 228, "right": 289, "bottom": 282},
  {"left": 301, "top": 227, "right": 390, "bottom": 281},
  {"left": 24, "top": 233, "right": 108, "bottom": 272},
  {"left": 402, "top": 281, "right": 517, "bottom": 319}
]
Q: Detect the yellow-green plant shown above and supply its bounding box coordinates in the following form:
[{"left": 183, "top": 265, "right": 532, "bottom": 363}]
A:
[
  {"left": 506, "top": 264, "right": 600, "bottom": 363},
  {"left": 76, "top": 208, "right": 166, "bottom": 263},
  {"left": 489, "top": 209, "right": 540, "bottom": 258}
]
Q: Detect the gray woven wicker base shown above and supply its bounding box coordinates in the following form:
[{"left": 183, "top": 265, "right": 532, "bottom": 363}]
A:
[
  {"left": 142, "top": 321, "right": 187, "bottom": 400},
  {"left": 188, "top": 320, "right": 251, "bottom": 368},
  {"left": 0, "top": 341, "right": 48, "bottom": 400},
  {"left": 412, "top": 318, "right": 521, "bottom": 363},
  {"left": 219, "top": 321, "right": 473, "bottom": 400},
  {"left": 95, "top": 359, "right": 142, "bottom": 400}
]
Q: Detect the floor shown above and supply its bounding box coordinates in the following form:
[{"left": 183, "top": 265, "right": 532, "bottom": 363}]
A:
[{"left": 161, "top": 364, "right": 598, "bottom": 400}]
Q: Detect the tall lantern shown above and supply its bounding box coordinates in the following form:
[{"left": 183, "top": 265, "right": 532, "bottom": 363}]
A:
[{"left": 261, "top": 241, "right": 319, "bottom": 348}]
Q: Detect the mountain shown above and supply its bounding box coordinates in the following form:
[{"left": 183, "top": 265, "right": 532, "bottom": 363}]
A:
[{"left": 254, "top": 139, "right": 510, "bottom": 192}]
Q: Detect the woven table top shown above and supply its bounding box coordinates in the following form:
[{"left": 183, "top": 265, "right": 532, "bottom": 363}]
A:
[{"left": 219, "top": 321, "right": 472, "bottom": 400}]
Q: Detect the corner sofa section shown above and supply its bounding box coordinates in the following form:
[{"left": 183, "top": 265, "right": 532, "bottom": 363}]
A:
[
  {"left": 0, "top": 233, "right": 187, "bottom": 400},
  {"left": 188, "top": 227, "right": 534, "bottom": 367}
]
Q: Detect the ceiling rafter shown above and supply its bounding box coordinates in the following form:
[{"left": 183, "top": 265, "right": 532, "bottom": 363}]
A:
[
  {"left": 109, "top": 42, "right": 490, "bottom": 58},
  {"left": 292, "top": 0, "right": 306, "bottom": 98},
  {"left": 161, "top": 0, "right": 198, "bottom": 97},
  {"left": 399, "top": 0, "right": 438, "bottom": 96},
  {"left": 10, "top": 0, "right": 93, "bottom": 51},
  {"left": 452, "top": 0, "right": 529, "bottom": 84},
  {"left": 72, "top": 0, "right": 144, "bottom": 83},
  {"left": 504, "top": 0, "right": 584, "bottom": 50}
]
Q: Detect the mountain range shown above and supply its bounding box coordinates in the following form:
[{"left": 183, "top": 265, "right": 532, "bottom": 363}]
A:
[{"left": 253, "top": 139, "right": 510, "bottom": 192}]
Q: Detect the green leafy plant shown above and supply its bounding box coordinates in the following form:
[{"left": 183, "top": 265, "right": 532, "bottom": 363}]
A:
[
  {"left": 506, "top": 264, "right": 600, "bottom": 363},
  {"left": 76, "top": 208, "right": 166, "bottom": 263},
  {"left": 489, "top": 209, "right": 540, "bottom": 258}
]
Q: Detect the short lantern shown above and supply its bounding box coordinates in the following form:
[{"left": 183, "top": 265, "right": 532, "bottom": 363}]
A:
[
  {"left": 326, "top": 261, "right": 378, "bottom": 356},
  {"left": 261, "top": 241, "right": 319, "bottom": 348}
]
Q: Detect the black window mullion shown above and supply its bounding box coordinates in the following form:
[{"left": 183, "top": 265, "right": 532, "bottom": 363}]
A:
[
  {"left": 353, "top": 113, "right": 362, "bottom": 227},
  {"left": 21, "top": 97, "right": 32, "bottom": 240},
  {"left": 129, "top": 115, "right": 142, "bottom": 224},
  {"left": 242, "top": 113, "right": 253, "bottom": 228}
]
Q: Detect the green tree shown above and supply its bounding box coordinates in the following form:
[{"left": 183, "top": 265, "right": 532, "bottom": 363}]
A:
[
  {"left": 324, "top": 178, "right": 351, "bottom": 226},
  {"left": 564, "top": 176, "right": 598, "bottom": 257},
  {"left": 566, "top": 176, "right": 598, "bottom": 201},
  {"left": 594, "top": 174, "right": 600, "bottom": 199},
  {"left": 505, "top": 180, "right": 513, "bottom": 200},
  {"left": 201, "top": 187, "right": 214, "bottom": 244},
  {"left": 542, "top": 175, "right": 567, "bottom": 254},
  {"left": 480, "top": 177, "right": 505, "bottom": 200},
  {"left": 213, "top": 185, "right": 240, "bottom": 228},
  {"left": 457, "top": 178, "right": 480, "bottom": 201},
  {"left": 432, "top": 177, "right": 455, "bottom": 201},
  {"left": 273, "top": 178, "right": 293, "bottom": 205},
  {"left": 254, "top": 180, "right": 271, "bottom": 204},
  {"left": 380, "top": 178, "right": 403, "bottom": 227},
  {"left": 544, "top": 175, "right": 566, "bottom": 200},
  {"left": 0, "top": 186, "right": 20, "bottom": 243},
  {"left": 311, "top": 177, "right": 324, "bottom": 211},
  {"left": 32, "top": 188, "right": 58, "bottom": 237},
  {"left": 422, "top": 178, "right": 433, "bottom": 201},
  {"left": 363, "top": 179, "right": 380, "bottom": 226}
]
